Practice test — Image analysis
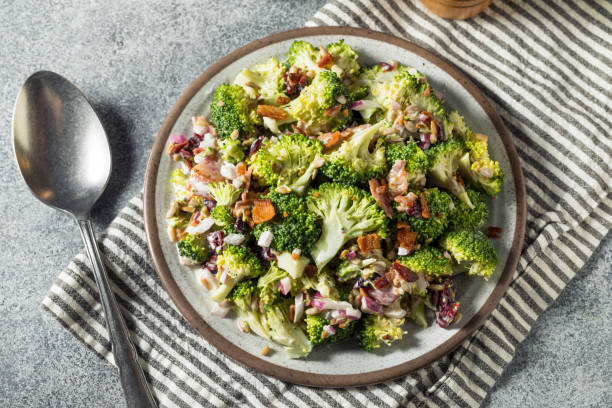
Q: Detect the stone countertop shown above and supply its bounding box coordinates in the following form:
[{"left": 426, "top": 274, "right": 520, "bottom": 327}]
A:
[{"left": 0, "top": 1, "right": 609, "bottom": 406}]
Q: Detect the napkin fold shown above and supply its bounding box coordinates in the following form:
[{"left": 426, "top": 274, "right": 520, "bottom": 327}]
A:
[{"left": 43, "top": 1, "right": 611, "bottom": 407}]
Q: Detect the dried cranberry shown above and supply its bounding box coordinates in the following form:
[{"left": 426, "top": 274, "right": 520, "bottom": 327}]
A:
[
  {"left": 203, "top": 254, "right": 218, "bottom": 274},
  {"left": 379, "top": 62, "right": 393, "bottom": 72},
  {"left": 207, "top": 230, "right": 225, "bottom": 253},
  {"left": 234, "top": 217, "right": 248, "bottom": 234},
  {"left": 407, "top": 200, "right": 422, "bottom": 219},
  {"left": 249, "top": 136, "right": 265, "bottom": 157},
  {"left": 436, "top": 278, "right": 460, "bottom": 328},
  {"left": 259, "top": 247, "right": 277, "bottom": 261}
]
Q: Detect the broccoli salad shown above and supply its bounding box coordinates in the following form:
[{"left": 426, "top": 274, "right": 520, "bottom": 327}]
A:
[{"left": 165, "top": 39, "right": 503, "bottom": 358}]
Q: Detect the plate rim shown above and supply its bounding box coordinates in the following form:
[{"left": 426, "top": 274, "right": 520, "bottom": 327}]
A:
[{"left": 143, "top": 26, "right": 526, "bottom": 388}]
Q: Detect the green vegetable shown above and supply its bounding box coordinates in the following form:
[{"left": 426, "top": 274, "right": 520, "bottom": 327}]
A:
[
  {"left": 398, "top": 246, "right": 453, "bottom": 277},
  {"left": 226, "top": 278, "right": 257, "bottom": 301},
  {"left": 439, "top": 228, "right": 498, "bottom": 279},
  {"left": 326, "top": 39, "right": 361, "bottom": 82},
  {"left": 305, "top": 314, "right": 357, "bottom": 346},
  {"left": 358, "top": 314, "right": 405, "bottom": 352},
  {"left": 285, "top": 40, "right": 320, "bottom": 74},
  {"left": 396, "top": 188, "right": 453, "bottom": 243},
  {"left": 262, "top": 301, "right": 313, "bottom": 358},
  {"left": 307, "top": 183, "right": 387, "bottom": 270},
  {"left": 234, "top": 57, "right": 287, "bottom": 105},
  {"left": 176, "top": 234, "right": 209, "bottom": 263},
  {"left": 211, "top": 205, "right": 235, "bottom": 228},
  {"left": 219, "top": 138, "right": 245, "bottom": 164},
  {"left": 426, "top": 139, "right": 473, "bottom": 208},
  {"left": 210, "top": 83, "right": 260, "bottom": 138},
  {"left": 450, "top": 189, "right": 488, "bottom": 229},
  {"left": 209, "top": 245, "right": 264, "bottom": 302},
  {"left": 257, "top": 262, "right": 287, "bottom": 307},
  {"left": 286, "top": 70, "right": 351, "bottom": 135},
  {"left": 230, "top": 279, "right": 271, "bottom": 340},
  {"left": 321, "top": 121, "right": 388, "bottom": 184},
  {"left": 208, "top": 181, "right": 242, "bottom": 207},
  {"left": 249, "top": 133, "right": 323, "bottom": 195},
  {"left": 335, "top": 259, "right": 361, "bottom": 281},
  {"left": 276, "top": 252, "right": 311, "bottom": 279},
  {"left": 385, "top": 141, "right": 428, "bottom": 189}
]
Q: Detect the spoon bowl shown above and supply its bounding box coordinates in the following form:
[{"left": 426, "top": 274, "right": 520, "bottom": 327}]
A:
[
  {"left": 13, "top": 71, "right": 111, "bottom": 218},
  {"left": 12, "top": 71, "right": 157, "bottom": 407}
]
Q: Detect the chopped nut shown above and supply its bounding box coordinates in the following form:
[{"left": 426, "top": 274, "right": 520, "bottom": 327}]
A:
[
  {"left": 260, "top": 346, "right": 271, "bottom": 356},
  {"left": 276, "top": 96, "right": 291, "bottom": 105},
  {"left": 256, "top": 104, "right": 288, "bottom": 120},
  {"left": 167, "top": 225, "right": 177, "bottom": 242},
  {"left": 200, "top": 278, "right": 211, "bottom": 290},
  {"left": 230, "top": 130, "right": 239, "bottom": 140},
  {"left": 305, "top": 307, "right": 320, "bottom": 315},
  {"left": 181, "top": 206, "right": 195, "bottom": 213},
  {"left": 320, "top": 330, "right": 331, "bottom": 339},
  {"left": 216, "top": 101, "right": 225, "bottom": 107},
  {"left": 166, "top": 201, "right": 178, "bottom": 218},
  {"left": 276, "top": 185, "right": 291, "bottom": 194},
  {"left": 238, "top": 320, "right": 250, "bottom": 333}
]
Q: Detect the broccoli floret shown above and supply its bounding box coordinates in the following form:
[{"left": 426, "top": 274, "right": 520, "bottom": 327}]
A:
[
  {"left": 262, "top": 302, "right": 313, "bottom": 358},
  {"left": 170, "top": 168, "right": 190, "bottom": 200},
  {"left": 398, "top": 246, "right": 453, "bottom": 277},
  {"left": 439, "top": 228, "right": 498, "bottom": 279},
  {"left": 307, "top": 183, "right": 387, "bottom": 269},
  {"left": 286, "top": 70, "right": 352, "bottom": 135},
  {"left": 396, "top": 188, "right": 453, "bottom": 242},
  {"left": 219, "top": 138, "right": 245, "bottom": 164},
  {"left": 211, "top": 205, "right": 235, "bottom": 228},
  {"left": 326, "top": 39, "right": 361, "bottom": 82},
  {"left": 234, "top": 57, "right": 287, "bottom": 105},
  {"left": 257, "top": 262, "right": 287, "bottom": 307},
  {"left": 305, "top": 314, "right": 358, "bottom": 346},
  {"left": 209, "top": 245, "right": 264, "bottom": 302},
  {"left": 248, "top": 133, "right": 323, "bottom": 195},
  {"left": 176, "top": 234, "right": 209, "bottom": 263},
  {"left": 321, "top": 121, "right": 388, "bottom": 184},
  {"left": 208, "top": 181, "right": 241, "bottom": 207},
  {"left": 426, "top": 139, "right": 473, "bottom": 208},
  {"left": 450, "top": 189, "right": 488, "bottom": 229},
  {"left": 408, "top": 295, "right": 428, "bottom": 327},
  {"left": 335, "top": 259, "right": 362, "bottom": 281},
  {"left": 226, "top": 278, "right": 257, "bottom": 301},
  {"left": 358, "top": 314, "right": 405, "bottom": 352},
  {"left": 449, "top": 111, "right": 504, "bottom": 196},
  {"left": 385, "top": 141, "right": 428, "bottom": 189},
  {"left": 285, "top": 40, "right": 320, "bottom": 74},
  {"left": 459, "top": 154, "right": 504, "bottom": 197},
  {"left": 209, "top": 84, "right": 261, "bottom": 138}
]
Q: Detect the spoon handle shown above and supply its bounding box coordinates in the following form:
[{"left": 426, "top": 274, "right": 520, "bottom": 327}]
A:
[{"left": 77, "top": 218, "right": 158, "bottom": 408}]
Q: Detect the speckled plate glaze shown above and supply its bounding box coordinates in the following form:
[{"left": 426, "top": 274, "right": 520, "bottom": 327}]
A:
[{"left": 144, "top": 27, "right": 526, "bottom": 387}]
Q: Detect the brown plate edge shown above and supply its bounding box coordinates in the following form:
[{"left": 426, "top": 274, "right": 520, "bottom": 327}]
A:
[{"left": 143, "top": 26, "right": 527, "bottom": 388}]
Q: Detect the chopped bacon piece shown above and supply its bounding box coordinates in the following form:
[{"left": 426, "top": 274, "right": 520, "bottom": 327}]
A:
[
  {"left": 392, "top": 262, "right": 418, "bottom": 282},
  {"left": 318, "top": 131, "right": 341, "bottom": 149},
  {"left": 419, "top": 193, "right": 431, "bottom": 219},
  {"left": 369, "top": 179, "right": 394, "bottom": 218},
  {"left": 357, "top": 233, "right": 381, "bottom": 252},
  {"left": 252, "top": 199, "right": 276, "bottom": 224},
  {"left": 169, "top": 140, "right": 188, "bottom": 154},
  {"left": 317, "top": 46, "right": 332, "bottom": 68},
  {"left": 394, "top": 194, "right": 417, "bottom": 213},
  {"left": 305, "top": 265, "right": 318, "bottom": 277},
  {"left": 236, "top": 162, "right": 247, "bottom": 176},
  {"left": 372, "top": 276, "right": 390, "bottom": 289},
  {"left": 323, "top": 104, "right": 342, "bottom": 118},
  {"left": 386, "top": 159, "right": 409, "bottom": 196},
  {"left": 276, "top": 96, "right": 291, "bottom": 105},
  {"left": 487, "top": 226, "right": 502, "bottom": 239},
  {"left": 192, "top": 155, "right": 224, "bottom": 182},
  {"left": 257, "top": 105, "right": 287, "bottom": 120},
  {"left": 397, "top": 229, "right": 418, "bottom": 252},
  {"left": 396, "top": 221, "right": 410, "bottom": 230}
]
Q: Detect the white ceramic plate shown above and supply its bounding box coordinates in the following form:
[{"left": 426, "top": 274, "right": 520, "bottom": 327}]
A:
[{"left": 144, "top": 27, "right": 526, "bottom": 387}]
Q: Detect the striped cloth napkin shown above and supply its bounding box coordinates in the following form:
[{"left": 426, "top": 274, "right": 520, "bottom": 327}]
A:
[{"left": 42, "top": 1, "right": 611, "bottom": 407}]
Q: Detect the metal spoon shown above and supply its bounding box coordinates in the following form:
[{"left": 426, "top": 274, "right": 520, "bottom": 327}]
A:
[{"left": 12, "top": 71, "right": 157, "bottom": 408}]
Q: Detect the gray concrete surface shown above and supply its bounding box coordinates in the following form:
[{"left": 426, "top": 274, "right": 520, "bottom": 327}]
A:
[{"left": 0, "top": 1, "right": 609, "bottom": 407}]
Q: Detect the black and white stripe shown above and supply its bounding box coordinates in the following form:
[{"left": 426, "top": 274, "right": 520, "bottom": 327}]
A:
[{"left": 43, "top": 1, "right": 611, "bottom": 407}]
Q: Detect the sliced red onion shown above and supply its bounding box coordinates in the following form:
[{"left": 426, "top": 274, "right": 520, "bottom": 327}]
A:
[
  {"left": 345, "top": 308, "right": 362, "bottom": 320},
  {"left": 330, "top": 310, "right": 345, "bottom": 318},
  {"left": 361, "top": 296, "right": 384, "bottom": 315},
  {"left": 211, "top": 302, "right": 231, "bottom": 317},
  {"left": 186, "top": 217, "right": 215, "bottom": 235},
  {"left": 310, "top": 296, "right": 352, "bottom": 311},
  {"left": 224, "top": 233, "right": 245, "bottom": 246},
  {"left": 293, "top": 292, "right": 304, "bottom": 324},
  {"left": 367, "top": 286, "right": 400, "bottom": 306},
  {"left": 279, "top": 277, "right": 291, "bottom": 295},
  {"left": 350, "top": 100, "right": 379, "bottom": 111},
  {"left": 418, "top": 133, "right": 431, "bottom": 150},
  {"left": 345, "top": 251, "right": 357, "bottom": 260},
  {"left": 170, "top": 133, "right": 186, "bottom": 144},
  {"left": 336, "top": 95, "right": 347, "bottom": 104},
  {"left": 257, "top": 230, "right": 273, "bottom": 247},
  {"left": 323, "top": 325, "right": 336, "bottom": 336}
]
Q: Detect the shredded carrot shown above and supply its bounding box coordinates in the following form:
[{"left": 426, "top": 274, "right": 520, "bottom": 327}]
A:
[
  {"left": 419, "top": 193, "right": 431, "bottom": 219},
  {"left": 252, "top": 199, "right": 275, "bottom": 224}
]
